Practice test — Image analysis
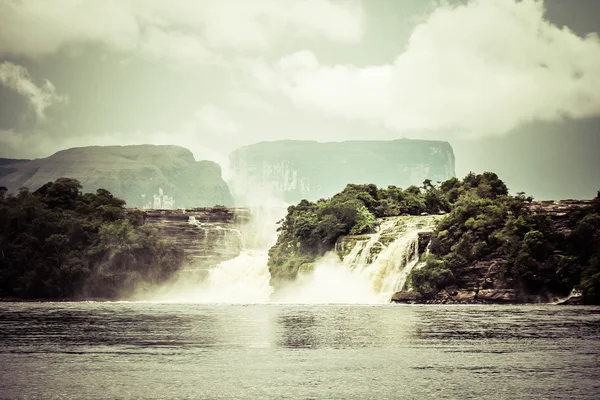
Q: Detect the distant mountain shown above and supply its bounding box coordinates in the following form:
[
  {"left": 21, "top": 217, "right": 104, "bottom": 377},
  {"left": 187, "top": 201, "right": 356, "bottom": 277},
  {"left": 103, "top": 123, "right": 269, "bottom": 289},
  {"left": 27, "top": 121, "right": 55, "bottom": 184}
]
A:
[
  {"left": 0, "top": 145, "right": 232, "bottom": 208},
  {"left": 229, "top": 139, "right": 455, "bottom": 204}
]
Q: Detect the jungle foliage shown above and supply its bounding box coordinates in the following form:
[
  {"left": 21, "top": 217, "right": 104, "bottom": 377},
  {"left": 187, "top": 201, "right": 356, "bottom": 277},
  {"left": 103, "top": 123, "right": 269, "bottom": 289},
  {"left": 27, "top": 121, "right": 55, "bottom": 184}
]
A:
[
  {"left": 268, "top": 174, "right": 504, "bottom": 284},
  {"left": 0, "top": 178, "right": 183, "bottom": 300},
  {"left": 407, "top": 175, "right": 600, "bottom": 304},
  {"left": 268, "top": 172, "right": 600, "bottom": 304}
]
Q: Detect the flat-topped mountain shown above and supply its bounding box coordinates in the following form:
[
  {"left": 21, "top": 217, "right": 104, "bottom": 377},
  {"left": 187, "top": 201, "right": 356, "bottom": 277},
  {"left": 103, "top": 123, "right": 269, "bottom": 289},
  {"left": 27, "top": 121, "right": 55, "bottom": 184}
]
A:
[
  {"left": 0, "top": 145, "right": 232, "bottom": 208},
  {"left": 229, "top": 139, "right": 456, "bottom": 203}
]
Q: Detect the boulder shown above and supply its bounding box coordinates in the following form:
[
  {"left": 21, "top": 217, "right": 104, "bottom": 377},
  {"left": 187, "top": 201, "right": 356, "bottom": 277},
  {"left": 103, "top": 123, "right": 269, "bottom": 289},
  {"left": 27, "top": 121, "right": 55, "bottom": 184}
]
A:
[
  {"left": 454, "top": 290, "right": 477, "bottom": 302},
  {"left": 391, "top": 291, "right": 417, "bottom": 303},
  {"left": 475, "top": 289, "right": 518, "bottom": 302}
]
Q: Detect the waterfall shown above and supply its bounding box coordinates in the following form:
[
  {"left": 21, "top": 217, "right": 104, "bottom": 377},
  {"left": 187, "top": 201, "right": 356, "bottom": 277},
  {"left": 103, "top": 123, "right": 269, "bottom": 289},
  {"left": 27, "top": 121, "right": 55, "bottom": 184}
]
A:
[
  {"left": 275, "top": 215, "right": 438, "bottom": 304},
  {"left": 338, "top": 215, "right": 436, "bottom": 302},
  {"left": 145, "top": 209, "right": 436, "bottom": 304},
  {"left": 144, "top": 204, "right": 286, "bottom": 303}
]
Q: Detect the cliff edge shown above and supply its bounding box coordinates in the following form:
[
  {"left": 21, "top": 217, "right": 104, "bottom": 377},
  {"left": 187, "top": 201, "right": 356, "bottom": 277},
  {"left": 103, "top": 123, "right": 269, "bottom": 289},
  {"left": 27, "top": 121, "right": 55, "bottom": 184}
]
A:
[
  {"left": 229, "top": 139, "right": 455, "bottom": 204},
  {"left": 0, "top": 145, "right": 232, "bottom": 208}
]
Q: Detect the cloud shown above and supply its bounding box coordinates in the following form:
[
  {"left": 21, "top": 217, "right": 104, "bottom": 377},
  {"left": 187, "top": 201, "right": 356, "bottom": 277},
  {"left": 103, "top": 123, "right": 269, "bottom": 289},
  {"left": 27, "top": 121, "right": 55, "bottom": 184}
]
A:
[
  {"left": 0, "top": 1, "right": 140, "bottom": 57},
  {"left": 139, "top": 27, "right": 219, "bottom": 65},
  {"left": 0, "top": 0, "right": 364, "bottom": 64},
  {"left": 0, "top": 105, "right": 240, "bottom": 164},
  {"left": 192, "top": 104, "right": 241, "bottom": 136},
  {"left": 230, "top": 91, "right": 276, "bottom": 113},
  {"left": 267, "top": 0, "right": 600, "bottom": 136},
  {"left": 0, "top": 61, "right": 67, "bottom": 120}
]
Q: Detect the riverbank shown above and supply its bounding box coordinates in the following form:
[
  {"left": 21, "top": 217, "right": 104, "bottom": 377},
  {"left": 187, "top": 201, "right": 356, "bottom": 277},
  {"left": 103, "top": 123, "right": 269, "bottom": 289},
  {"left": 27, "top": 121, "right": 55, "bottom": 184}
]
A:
[{"left": 391, "top": 289, "right": 584, "bottom": 305}]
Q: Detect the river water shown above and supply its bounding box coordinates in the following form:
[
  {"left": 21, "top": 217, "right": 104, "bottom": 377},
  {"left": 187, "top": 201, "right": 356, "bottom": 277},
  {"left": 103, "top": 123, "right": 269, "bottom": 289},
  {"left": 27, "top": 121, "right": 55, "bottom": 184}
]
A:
[{"left": 1, "top": 303, "right": 599, "bottom": 400}]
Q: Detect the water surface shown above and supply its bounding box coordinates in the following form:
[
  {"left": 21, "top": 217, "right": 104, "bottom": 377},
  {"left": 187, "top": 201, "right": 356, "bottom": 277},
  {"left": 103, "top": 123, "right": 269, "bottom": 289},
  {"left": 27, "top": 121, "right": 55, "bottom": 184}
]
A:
[{"left": 1, "top": 303, "right": 599, "bottom": 399}]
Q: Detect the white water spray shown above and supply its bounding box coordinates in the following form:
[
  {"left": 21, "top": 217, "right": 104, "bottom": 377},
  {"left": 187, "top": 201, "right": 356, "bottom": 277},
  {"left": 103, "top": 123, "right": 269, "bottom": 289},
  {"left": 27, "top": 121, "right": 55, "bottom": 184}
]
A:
[
  {"left": 145, "top": 201, "right": 287, "bottom": 303},
  {"left": 149, "top": 250, "right": 272, "bottom": 303},
  {"left": 145, "top": 204, "right": 437, "bottom": 304},
  {"left": 276, "top": 215, "right": 437, "bottom": 304}
]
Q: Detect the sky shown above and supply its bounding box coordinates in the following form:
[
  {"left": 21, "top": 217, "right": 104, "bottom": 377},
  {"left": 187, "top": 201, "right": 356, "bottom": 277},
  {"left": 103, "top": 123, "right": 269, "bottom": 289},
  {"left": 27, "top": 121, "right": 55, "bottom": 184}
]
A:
[{"left": 1, "top": 0, "right": 599, "bottom": 199}]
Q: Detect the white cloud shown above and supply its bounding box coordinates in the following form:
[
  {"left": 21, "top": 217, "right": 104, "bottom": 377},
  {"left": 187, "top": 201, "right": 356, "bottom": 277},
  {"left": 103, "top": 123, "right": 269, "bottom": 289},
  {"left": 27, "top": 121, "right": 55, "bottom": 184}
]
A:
[
  {"left": 230, "top": 91, "right": 275, "bottom": 113},
  {"left": 192, "top": 104, "right": 241, "bottom": 136},
  {"left": 0, "top": 61, "right": 67, "bottom": 120},
  {"left": 268, "top": 0, "right": 600, "bottom": 136},
  {"left": 0, "top": 0, "right": 364, "bottom": 63},
  {"left": 139, "top": 27, "right": 220, "bottom": 65}
]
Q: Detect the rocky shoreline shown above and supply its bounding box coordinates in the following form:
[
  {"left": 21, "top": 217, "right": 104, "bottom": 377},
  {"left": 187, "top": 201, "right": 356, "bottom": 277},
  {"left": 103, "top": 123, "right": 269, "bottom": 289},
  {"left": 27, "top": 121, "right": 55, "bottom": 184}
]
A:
[
  {"left": 391, "top": 289, "right": 584, "bottom": 305},
  {"left": 390, "top": 200, "right": 593, "bottom": 305}
]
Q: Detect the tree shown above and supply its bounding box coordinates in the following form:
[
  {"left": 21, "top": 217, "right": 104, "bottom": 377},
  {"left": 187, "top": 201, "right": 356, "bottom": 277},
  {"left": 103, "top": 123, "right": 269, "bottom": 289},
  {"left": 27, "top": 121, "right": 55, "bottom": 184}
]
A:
[{"left": 0, "top": 178, "right": 184, "bottom": 300}]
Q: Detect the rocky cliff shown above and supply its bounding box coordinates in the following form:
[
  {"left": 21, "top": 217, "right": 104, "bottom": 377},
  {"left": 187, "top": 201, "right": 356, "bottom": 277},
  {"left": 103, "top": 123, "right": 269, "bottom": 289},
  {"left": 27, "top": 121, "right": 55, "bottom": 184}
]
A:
[
  {"left": 141, "top": 207, "right": 251, "bottom": 271},
  {"left": 391, "top": 200, "right": 592, "bottom": 304},
  {"left": 229, "top": 139, "right": 455, "bottom": 204},
  {"left": 0, "top": 145, "right": 232, "bottom": 208}
]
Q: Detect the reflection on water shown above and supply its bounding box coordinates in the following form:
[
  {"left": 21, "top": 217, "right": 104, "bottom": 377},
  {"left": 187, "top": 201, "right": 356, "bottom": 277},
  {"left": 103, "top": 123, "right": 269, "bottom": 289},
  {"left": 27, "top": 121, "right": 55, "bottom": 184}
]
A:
[
  {"left": 1, "top": 303, "right": 599, "bottom": 400},
  {"left": 276, "top": 307, "right": 415, "bottom": 350},
  {"left": 278, "top": 310, "right": 319, "bottom": 349}
]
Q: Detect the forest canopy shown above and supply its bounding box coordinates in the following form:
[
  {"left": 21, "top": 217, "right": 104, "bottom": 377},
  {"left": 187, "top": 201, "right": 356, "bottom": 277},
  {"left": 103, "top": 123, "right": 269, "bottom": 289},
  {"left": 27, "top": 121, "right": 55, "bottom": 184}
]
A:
[
  {"left": 268, "top": 173, "right": 509, "bottom": 285},
  {"left": 268, "top": 172, "right": 600, "bottom": 304},
  {"left": 0, "top": 178, "right": 183, "bottom": 300}
]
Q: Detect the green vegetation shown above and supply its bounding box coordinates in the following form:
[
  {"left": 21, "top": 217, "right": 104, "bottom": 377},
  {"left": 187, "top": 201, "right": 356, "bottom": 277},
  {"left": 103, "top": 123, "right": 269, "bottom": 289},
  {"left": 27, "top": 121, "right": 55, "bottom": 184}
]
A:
[
  {"left": 562, "top": 195, "right": 600, "bottom": 304},
  {"left": 409, "top": 175, "right": 600, "bottom": 304},
  {"left": 0, "top": 178, "right": 184, "bottom": 300},
  {"left": 269, "top": 172, "right": 600, "bottom": 304},
  {"left": 268, "top": 181, "right": 453, "bottom": 284}
]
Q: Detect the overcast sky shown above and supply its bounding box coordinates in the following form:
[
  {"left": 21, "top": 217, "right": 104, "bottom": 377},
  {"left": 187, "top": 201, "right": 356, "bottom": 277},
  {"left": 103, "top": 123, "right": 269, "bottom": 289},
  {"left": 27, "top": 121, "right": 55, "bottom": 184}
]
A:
[{"left": 1, "top": 0, "right": 599, "bottom": 199}]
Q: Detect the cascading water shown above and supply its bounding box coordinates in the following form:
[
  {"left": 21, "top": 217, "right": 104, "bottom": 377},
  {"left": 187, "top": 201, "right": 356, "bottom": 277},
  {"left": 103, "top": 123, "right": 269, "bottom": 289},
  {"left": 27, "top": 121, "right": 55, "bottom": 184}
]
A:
[
  {"left": 277, "top": 215, "right": 438, "bottom": 304},
  {"left": 342, "top": 216, "right": 437, "bottom": 301},
  {"left": 145, "top": 205, "right": 437, "bottom": 304},
  {"left": 144, "top": 203, "right": 287, "bottom": 303},
  {"left": 150, "top": 250, "right": 272, "bottom": 303}
]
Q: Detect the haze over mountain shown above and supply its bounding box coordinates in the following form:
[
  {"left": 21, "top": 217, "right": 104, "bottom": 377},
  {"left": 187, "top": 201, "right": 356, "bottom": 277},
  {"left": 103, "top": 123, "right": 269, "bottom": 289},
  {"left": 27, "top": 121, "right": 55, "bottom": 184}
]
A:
[
  {"left": 0, "top": 145, "right": 232, "bottom": 208},
  {"left": 1, "top": 0, "right": 600, "bottom": 200},
  {"left": 230, "top": 139, "right": 455, "bottom": 203}
]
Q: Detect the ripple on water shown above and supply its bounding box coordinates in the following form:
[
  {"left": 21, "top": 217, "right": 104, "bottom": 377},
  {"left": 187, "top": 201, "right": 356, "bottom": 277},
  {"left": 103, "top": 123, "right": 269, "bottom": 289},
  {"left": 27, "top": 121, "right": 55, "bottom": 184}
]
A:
[{"left": 0, "top": 303, "right": 599, "bottom": 400}]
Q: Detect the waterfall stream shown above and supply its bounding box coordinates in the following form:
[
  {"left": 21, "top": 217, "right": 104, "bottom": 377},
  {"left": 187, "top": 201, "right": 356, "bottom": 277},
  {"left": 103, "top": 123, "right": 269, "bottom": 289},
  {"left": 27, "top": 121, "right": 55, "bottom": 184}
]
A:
[
  {"left": 277, "top": 215, "right": 438, "bottom": 303},
  {"left": 341, "top": 216, "right": 437, "bottom": 298},
  {"left": 145, "top": 212, "right": 437, "bottom": 304}
]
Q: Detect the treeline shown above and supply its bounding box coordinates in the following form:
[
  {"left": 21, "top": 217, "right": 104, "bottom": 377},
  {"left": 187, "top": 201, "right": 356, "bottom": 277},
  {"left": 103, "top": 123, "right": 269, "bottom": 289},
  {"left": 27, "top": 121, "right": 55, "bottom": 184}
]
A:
[
  {"left": 268, "top": 176, "right": 481, "bottom": 285},
  {"left": 410, "top": 178, "right": 600, "bottom": 304},
  {"left": 0, "top": 178, "right": 183, "bottom": 300},
  {"left": 268, "top": 172, "right": 600, "bottom": 304}
]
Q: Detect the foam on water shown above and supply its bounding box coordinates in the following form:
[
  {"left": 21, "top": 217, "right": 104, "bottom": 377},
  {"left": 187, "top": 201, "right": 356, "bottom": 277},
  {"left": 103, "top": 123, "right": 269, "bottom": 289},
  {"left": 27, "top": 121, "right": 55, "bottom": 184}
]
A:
[{"left": 145, "top": 211, "right": 436, "bottom": 304}]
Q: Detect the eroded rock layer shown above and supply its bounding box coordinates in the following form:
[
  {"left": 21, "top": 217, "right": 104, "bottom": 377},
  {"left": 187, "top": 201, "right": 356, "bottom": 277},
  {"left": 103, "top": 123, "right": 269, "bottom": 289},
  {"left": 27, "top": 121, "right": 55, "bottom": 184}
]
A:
[
  {"left": 392, "top": 200, "right": 592, "bottom": 304},
  {"left": 141, "top": 207, "right": 251, "bottom": 270}
]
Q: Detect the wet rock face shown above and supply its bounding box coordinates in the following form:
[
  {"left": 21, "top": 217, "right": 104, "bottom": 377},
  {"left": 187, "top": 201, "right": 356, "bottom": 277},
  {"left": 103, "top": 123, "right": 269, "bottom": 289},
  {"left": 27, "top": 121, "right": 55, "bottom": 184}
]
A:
[
  {"left": 230, "top": 139, "right": 456, "bottom": 203},
  {"left": 393, "top": 288, "right": 518, "bottom": 304},
  {"left": 335, "top": 216, "right": 440, "bottom": 261},
  {"left": 417, "top": 231, "right": 432, "bottom": 254},
  {"left": 0, "top": 145, "right": 232, "bottom": 208},
  {"left": 527, "top": 200, "right": 591, "bottom": 236},
  {"left": 476, "top": 289, "right": 517, "bottom": 302},
  {"left": 142, "top": 208, "right": 251, "bottom": 270},
  {"left": 447, "top": 200, "right": 593, "bottom": 303},
  {"left": 392, "top": 200, "right": 593, "bottom": 304}
]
